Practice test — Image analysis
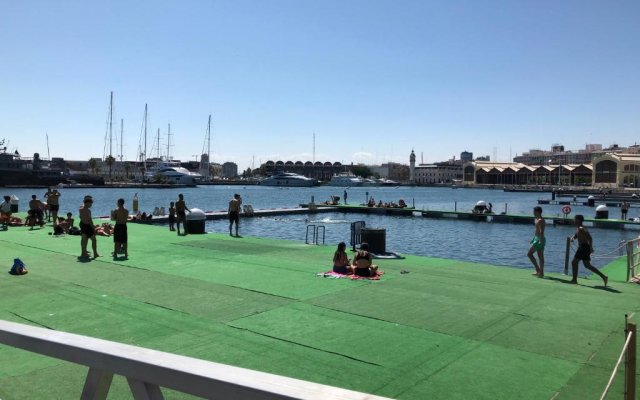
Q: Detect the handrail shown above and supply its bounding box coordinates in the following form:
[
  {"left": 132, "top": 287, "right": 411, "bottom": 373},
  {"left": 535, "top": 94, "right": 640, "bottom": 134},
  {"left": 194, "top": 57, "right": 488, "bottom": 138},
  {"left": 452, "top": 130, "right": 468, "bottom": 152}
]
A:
[
  {"left": 0, "top": 319, "right": 391, "bottom": 400},
  {"left": 600, "top": 330, "right": 633, "bottom": 400}
]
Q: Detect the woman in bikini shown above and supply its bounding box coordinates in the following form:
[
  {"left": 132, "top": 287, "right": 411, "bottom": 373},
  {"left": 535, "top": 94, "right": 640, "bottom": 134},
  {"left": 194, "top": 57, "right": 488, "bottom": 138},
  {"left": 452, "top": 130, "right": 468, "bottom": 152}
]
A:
[
  {"left": 351, "top": 242, "right": 378, "bottom": 277},
  {"left": 332, "top": 242, "right": 352, "bottom": 274}
]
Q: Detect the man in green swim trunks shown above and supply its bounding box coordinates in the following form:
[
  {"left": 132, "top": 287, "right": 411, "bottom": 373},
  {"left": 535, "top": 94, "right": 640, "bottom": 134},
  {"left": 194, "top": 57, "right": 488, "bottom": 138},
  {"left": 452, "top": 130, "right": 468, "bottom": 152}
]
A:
[{"left": 527, "top": 206, "right": 546, "bottom": 277}]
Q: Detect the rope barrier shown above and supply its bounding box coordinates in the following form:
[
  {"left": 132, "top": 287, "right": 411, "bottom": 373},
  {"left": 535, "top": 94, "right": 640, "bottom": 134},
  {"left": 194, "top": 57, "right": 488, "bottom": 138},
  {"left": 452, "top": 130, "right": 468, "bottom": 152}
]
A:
[{"left": 599, "top": 330, "right": 634, "bottom": 400}]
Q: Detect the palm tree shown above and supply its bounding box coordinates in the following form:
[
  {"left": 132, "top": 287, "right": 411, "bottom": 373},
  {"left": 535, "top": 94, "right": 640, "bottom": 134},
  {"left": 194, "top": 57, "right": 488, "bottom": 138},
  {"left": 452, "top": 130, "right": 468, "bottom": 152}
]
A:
[
  {"left": 124, "top": 162, "right": 132, "bottom": 182},
  {"left": 106, "top": 155, "right": 116, "bottom": 182},
  {"left": 88, "top": 158, "right": 97, "bottom": 175}
]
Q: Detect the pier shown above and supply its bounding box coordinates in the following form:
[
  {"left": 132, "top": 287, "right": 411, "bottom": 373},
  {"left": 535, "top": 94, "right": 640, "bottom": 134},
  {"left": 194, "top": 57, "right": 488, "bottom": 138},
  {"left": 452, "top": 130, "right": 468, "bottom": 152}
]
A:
[
  {"left": 0, "top": 222, "right": 638, "bottom": 399},
  {"left": 422, "top": 210, "right": 640, "bottom": 229}
]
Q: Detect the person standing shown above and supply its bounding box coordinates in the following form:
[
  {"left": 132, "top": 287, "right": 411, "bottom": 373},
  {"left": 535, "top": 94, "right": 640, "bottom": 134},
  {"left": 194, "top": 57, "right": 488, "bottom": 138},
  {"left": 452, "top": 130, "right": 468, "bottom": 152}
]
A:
[
  {"left": 228, "top": 193, "right": 242, "bottom": 237},
  {"left": 28, "top": 195, "right": 45, "bottom": 229},
  {"left": 79, "top": 195, "right": 99, "bottom": 259},
  {"left": 0, "top": 196, "right": 11, "bottom": 228},
  {"left": 47, "top": 189, "right": 61, "bottom": 223},
  {"left": 112, "top": 198, "right": 129, "bottom": 259},
  {"left": 621, "top": 201, "right": 630, "bottom": 220},
  {"left": 527, "top": 206, "right": 545, "bottom": 277},
  {"left": 175, "top": 193, "right": 190, "bottom": 236},
  {"left": 43, "top": 187, "right": 53, "bottom": 221},
  {"left": 343, "top": 190, "right": 348, "bottom": 205},
  {"left": 570, "top": 214, "right": 608, "bottom": 286},
  {"left": 168, "top": 201, "right": 176, "bottom": 231}
]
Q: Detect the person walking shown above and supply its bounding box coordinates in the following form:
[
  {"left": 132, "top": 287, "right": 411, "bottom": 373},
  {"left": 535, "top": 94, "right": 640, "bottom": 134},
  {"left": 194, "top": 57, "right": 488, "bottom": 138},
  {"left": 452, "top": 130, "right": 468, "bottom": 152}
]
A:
[
  {"left": 343, "top": 190, "right": 348, "bottom": 205},
  {"left": 570, "top": 214, "right": 608, "bottom": 286},
  {"left": 527, "top": 206, "right": 545, "bottom": 277},
  {"left": 228, "top": 193, "right": 242, "bottom": 237}
]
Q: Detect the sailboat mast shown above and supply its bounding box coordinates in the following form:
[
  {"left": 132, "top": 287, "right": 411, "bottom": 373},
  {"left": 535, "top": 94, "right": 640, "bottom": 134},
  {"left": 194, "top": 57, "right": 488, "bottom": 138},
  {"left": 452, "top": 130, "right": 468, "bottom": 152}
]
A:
[
  {"left": 109, "top": 91, "right": 113, "bottom": 159},
  {"left": 120, "top": 119, "right": 123, "bottom": 162},
  {"left": 46, "top": 133, "right": 50, "bottom": 160},
  {"left": 143, "top": 103, "right": 147, "bottom": 172},
  {"left": 167, "top": 123, "right": 171, "bottom": 161},
  {"left": 207, "top": 114, "right": 211, "bottom": 179}
]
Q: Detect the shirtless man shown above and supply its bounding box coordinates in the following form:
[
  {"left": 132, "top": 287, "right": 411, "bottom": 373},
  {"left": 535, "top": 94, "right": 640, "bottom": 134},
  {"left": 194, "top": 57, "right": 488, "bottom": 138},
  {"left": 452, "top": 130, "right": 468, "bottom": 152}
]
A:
[
  {"left": 527, "top": 206, "right": 545, "bottom": 277},
  {"left": 112, "top": 198, "right": 129, "bottom": 259},
  {"left": 570, "top": 214, "right": 608, "bottom": 286},
  {"left": 28, "top": 195, "right": 45, "bottom": 229},
  {"left": 46, "top": 189, "right": 61, "bottom": 223},
  {"left": 228, "top": 193, "right": 242, "bottom": 237},
  {"left": 79, "top": 195, "right": 99, "bottom": 259},
  {"left": 175, "top": 193, "right": 190, "bottom": 236}
]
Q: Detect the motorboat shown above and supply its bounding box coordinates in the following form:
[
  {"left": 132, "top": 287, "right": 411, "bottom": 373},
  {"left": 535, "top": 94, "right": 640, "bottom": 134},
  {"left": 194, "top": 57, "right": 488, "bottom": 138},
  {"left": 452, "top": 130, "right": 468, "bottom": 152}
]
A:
[
  {"left": 259, "top": 172, "right": 316, "bottom": 187},
  {"left": 328, "top": 173, "right": 364, "bottom": 186},
  {"left": 146, "top": 163, "right": 202, "bottom": 185}
]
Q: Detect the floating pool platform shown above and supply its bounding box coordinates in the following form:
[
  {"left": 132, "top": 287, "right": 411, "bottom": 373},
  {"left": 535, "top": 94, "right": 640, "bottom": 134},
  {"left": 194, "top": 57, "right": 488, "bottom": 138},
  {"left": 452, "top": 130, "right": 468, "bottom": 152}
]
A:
[
  {"left": 422, "top": 210, "right": 640, "bottom": 230},
  {"left": 1, "top": 222, "right": 639, "bottom": 399}
]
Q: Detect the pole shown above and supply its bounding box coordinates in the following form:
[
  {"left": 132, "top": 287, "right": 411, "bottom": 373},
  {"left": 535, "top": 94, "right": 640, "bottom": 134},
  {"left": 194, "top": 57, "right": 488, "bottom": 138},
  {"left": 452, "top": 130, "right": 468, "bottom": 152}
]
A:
[
  {"left": 454, "top": 201, "right": 457, "bottom": 212},
  {"left": 143, "top": 104, "right": 147, "bottom": 174},
  {"left": 109, "top": 91, "right": 113, "bottom": 159},
  {"left": 120, "top": 119, "right": 123, "bottom": 162},
  {"left": 564, "top": 237, "right": 571, "bottom": 275},
  {"left": 625, "top": 319, "right": 636, "bottom": 400},
  {"left": 627, "top": 241, "right": 633, "bottom": 282}
]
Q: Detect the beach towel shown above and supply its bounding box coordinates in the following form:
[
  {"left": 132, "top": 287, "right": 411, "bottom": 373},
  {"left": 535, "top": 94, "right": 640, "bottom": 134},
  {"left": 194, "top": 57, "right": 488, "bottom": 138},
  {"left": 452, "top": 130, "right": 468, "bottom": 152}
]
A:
[{"left": 316, "top": 270, "right": 384, "bottom": 280}]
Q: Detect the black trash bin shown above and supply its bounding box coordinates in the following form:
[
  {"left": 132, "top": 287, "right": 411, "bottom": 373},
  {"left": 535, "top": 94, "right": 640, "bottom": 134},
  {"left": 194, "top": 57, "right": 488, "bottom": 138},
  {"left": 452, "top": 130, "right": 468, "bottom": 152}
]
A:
[
  {"left": 10, "top": 195, "right": 19, "bottom": 213},
  {"left": 185, "top": 208, "right": 206, "bottom": 234},
  {"left": 587, "top": 195, "right": 595, "bottom": 207},
  {"left": 361, "top": 228, "right": 386, "bottom": 254},
  {"left": 595, "top": 205, "right": 608, "bottom": 219}
]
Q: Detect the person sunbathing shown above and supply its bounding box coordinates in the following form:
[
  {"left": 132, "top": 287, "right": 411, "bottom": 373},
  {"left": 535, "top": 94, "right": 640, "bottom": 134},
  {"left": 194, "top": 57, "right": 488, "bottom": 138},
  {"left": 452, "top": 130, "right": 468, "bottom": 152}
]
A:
[
  {"left": 95, "top": 223, "right": 113, "bottom": 236},
  {"left": 351, "top": 242, "right": 379, "bottom": 277},
  {"left": 332, "top": 242, "right": 352, "bottom": 274}
]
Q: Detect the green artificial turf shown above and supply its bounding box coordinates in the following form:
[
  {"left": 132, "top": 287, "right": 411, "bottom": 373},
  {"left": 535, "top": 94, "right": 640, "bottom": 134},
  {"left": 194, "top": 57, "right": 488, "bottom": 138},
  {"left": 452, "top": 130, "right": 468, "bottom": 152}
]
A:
[{"left": 0, "top": 221, "right": 639, "bottom": 399}]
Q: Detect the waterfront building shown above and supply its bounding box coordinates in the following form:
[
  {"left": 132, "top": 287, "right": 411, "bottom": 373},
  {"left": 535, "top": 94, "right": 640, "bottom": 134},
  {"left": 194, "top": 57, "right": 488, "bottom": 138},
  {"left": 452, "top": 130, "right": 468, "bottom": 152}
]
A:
[
  {"left": 414, "top": 161, "right": 463, "bottom": 184},
  {"left": 463, "top": 161, "right": 593, "bottom": 185},
  {"left": 460, "top": 151, "right": 473, "bottom": 162},
  {"left": 592, "top": 153, "right": 640, "bottom": 188},
  {"left": 258, "top": 160, "right": 344, "bottom": 181},
  {"left": 512, "top": 143, "right": 640, "bottom": 165},
  {"left": 222, "top": 162, "right": 238, "bottom": 178}
]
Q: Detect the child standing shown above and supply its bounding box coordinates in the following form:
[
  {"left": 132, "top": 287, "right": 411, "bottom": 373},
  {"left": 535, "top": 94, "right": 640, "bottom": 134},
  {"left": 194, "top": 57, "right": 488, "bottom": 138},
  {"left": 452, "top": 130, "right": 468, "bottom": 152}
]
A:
[{"left": 168, "top": 201, "right": 176, "bottom": 231}]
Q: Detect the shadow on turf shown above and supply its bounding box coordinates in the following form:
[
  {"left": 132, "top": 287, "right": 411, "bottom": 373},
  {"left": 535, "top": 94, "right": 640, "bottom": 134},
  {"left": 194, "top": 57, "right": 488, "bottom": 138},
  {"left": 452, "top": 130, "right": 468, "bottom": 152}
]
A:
[{"left": 544, "top": 275, "right": 622, "bottom": 293}]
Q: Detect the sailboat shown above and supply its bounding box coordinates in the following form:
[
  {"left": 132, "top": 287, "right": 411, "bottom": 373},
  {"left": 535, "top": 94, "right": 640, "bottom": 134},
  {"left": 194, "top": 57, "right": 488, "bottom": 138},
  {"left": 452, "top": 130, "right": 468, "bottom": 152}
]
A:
[{"left": 145, "top": 122, "right": 202, "bottom": 185}]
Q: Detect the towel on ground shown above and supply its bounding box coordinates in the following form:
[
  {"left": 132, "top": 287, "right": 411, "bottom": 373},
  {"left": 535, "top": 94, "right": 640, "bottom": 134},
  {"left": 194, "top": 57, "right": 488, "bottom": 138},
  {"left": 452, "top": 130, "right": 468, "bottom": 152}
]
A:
[{"left": 316, "top": 270, "right": 384, "bottom": 280}]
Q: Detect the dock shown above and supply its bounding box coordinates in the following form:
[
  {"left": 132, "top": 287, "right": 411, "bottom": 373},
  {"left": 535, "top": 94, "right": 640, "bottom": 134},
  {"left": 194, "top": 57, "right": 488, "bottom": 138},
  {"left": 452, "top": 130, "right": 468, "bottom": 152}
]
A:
[
  {"left": 422, "top": 210, "right": 640, "bottom": 229},
  {"left": 1, "top": 221, "right": 639, "bottom": 399}
]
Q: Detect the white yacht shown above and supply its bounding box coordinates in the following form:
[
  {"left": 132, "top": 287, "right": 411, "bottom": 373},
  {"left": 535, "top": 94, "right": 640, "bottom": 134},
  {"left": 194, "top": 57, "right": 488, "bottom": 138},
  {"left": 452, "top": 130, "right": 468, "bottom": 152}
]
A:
[
  {"left": 259, "top": 172, "right": 316, "bottom": 187},
  {"left": 328, "top": 173, "right": 365, "bottom": 186},
  {"left": 146, "top": 163, "right": 203, "bottom": 185}
]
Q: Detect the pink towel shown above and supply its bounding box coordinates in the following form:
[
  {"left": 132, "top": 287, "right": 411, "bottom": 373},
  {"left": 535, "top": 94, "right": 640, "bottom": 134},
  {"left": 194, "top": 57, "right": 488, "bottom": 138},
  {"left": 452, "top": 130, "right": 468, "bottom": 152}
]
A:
[{"left": 317, "top": 270, "right": 384, "bottom": 280}]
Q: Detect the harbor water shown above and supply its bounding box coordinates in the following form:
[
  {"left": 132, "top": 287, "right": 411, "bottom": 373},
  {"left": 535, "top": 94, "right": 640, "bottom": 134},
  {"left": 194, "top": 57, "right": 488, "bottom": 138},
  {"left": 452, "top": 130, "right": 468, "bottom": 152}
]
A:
[{"left": 4, "top": 185, "right": 635, "bottom": 273}]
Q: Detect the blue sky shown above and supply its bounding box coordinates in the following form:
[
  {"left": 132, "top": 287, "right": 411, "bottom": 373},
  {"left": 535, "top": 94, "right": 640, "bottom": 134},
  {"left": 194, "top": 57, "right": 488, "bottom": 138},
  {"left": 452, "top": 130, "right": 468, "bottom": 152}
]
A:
[{"left": 1, "top": 0, "right": 639, "bottom": 170}]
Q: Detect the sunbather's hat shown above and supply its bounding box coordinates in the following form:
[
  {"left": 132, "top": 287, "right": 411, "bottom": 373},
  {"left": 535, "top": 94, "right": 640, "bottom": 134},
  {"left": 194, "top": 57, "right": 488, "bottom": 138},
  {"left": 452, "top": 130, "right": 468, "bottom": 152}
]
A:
[{"left": 83, "top": 195, "right": 93, "bottom": 203}]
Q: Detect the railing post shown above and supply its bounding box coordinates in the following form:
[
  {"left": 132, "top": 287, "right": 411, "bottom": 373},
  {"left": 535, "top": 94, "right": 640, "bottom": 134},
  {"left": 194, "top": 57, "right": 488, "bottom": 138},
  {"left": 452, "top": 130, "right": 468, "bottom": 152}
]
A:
[
  {"left": 625, "top": 321, "right": 636, "bottom": 400},
  {"left": 627, "top": 242, "right": 634, "bottom": 282},
  {"left": 624, "top": 322, "right": 636, "bottom": 400},
  {"left": 564, "top": 236, "right": 571, "bottom": 275},
  {"left": 81, "top": 368, "right": 113, "bottom": 400}
]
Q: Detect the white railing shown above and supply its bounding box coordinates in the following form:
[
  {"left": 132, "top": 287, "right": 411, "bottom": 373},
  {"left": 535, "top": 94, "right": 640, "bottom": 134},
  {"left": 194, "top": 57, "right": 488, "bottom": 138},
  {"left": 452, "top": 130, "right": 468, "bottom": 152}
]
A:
[{"left": 0, "top": 319, "right": 391, "bottom": 400}]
